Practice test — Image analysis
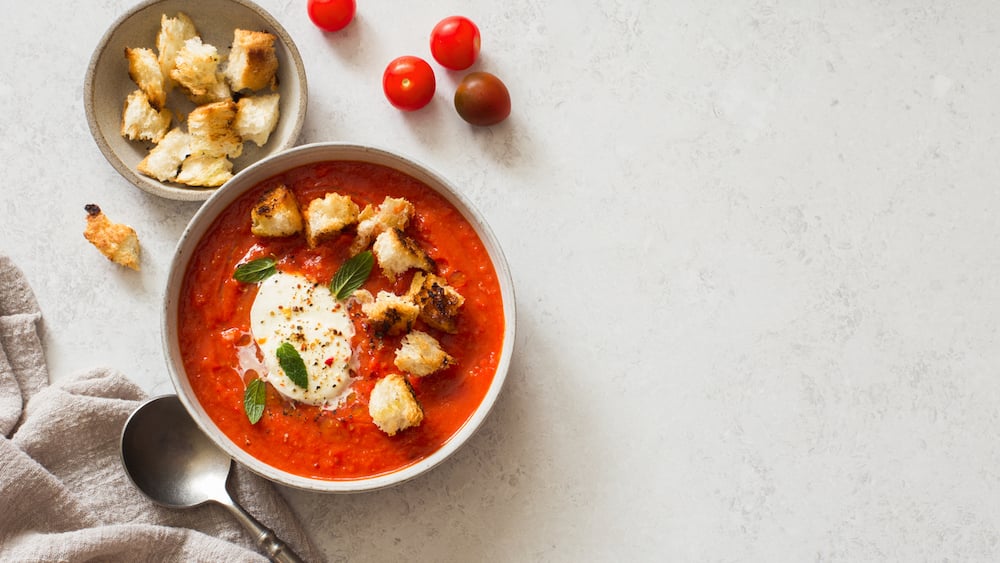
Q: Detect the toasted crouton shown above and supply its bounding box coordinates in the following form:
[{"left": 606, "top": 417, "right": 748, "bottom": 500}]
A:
[
  {"left": 234, "top": 93, "right": 280, "bottom": 147},
  {"left": 407, "top": 272, "right": 465, "bottom": 333},
  {"left": 83, "top": 204, "right": 140, "bottom": 270},
  {"left": 361, "top": 291, "right": 420, "bottom": 337},
  {"left": 175, "top": 154, "right": 233, "bottom": 187},
  {"left": 225, "top": 29, "right": 279, "bottom": 92},
  {"left": 369, "top": 373, "right": 423, "bottom": 436},
  {"left": 121, "top": 90, "right": 172, "bottom": 143},
  {"left": 251, "top": 185, "right": 303, "bottom": 237},
  {"left": 372, "top": 229, "right": 435, "bottom": 281},
  {"left": 304, "top": 192, "right": 359, "bottom": 247},
  {"left": 394, "top": 331, "right": 454, "bottom": 377},
  {"left": 137, "top": 128, "right": 190, "bottom": 181},
  {"left": 170, "top": 36, "right": 231, "bottom": 103},
  {"left": 125, "top": 47, "right": 167, "bottom": 109},
  {"left": 350, "top": 197, "right": 415, "bottom": 254},
  {"left": 187, "top": 100, "right": 242, "bottom": 158},
  {"left": 156, "top": 13, "right": 198, "bottom": 89}
]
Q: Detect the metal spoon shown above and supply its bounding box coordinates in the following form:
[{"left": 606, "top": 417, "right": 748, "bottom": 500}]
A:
[{"left": 120, "top": 395, "right": 305, "bottom": 563}]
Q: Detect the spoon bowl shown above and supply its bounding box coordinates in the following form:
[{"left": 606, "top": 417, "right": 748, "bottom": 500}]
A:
[
  {"left": 121, "top": 394, "right": 231, "bottom": 508},
  {"left": 120, "top": 395, "right": 305, "bottom": 563}
]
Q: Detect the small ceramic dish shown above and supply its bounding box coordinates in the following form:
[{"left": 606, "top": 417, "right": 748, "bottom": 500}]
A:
[
  {"left": 85, "top": 0, "right": 307, "bottom": 201},
  {"left": 162, "top": 143, "right": 517, "bottom": 492}
]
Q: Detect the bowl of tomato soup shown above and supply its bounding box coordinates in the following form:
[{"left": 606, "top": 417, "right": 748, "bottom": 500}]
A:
[{"left": 162, "top": 143, "right": 515, "bottom": 492}]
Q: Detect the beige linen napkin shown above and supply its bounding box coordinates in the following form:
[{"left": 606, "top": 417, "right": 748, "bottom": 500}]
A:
[{"left": 0, "top": 254, "right": 321, "bottom": 562}]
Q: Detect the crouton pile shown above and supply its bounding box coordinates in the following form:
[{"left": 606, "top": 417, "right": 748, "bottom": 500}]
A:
[
  {"left": 121, "top": 13, "right": 281, "bottom": 188},
  {"left": 250, "top": 186, "right": 466, "bottom": 436}
]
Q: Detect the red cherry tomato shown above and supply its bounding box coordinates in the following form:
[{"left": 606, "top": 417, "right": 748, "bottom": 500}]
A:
[
  {"left": 307, "top": 0, "right": 356, "bottom": 32},
  {"left": 382, "top": 56, "right": 436, "bottom": 111},
  {"left": 454, "top": 72, "right": 510, "bottom": 126},
  {"left": 430, "top": 16, "right": 481, "bottom": 70}
]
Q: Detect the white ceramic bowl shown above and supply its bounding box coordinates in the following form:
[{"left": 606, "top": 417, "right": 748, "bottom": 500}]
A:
[
  {"left": 162, "top": 143, "right": 516, "bottom": 492},
  {"left": 85, "top": 0, "right": 307, "bottom": 201}
]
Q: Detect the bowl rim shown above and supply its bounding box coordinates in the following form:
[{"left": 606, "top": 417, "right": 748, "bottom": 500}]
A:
[
  {"left": 84, "top": 0, "right": 308, "bottom": 202},
  {"left": 162, "top": 142, "right": 517, "bottom": 492}
]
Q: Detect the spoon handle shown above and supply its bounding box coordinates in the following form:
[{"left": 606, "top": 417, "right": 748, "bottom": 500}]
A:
[{"left": 221, "top": 498, "right": 307, "bottom": 563}]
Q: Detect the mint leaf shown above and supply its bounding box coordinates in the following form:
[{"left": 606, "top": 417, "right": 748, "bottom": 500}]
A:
[
  {"left": 276, "top": 342, "right": 308, "bottom": 388},
  {"left": 234, "top": 257, "right": 277, "bottom": 283},
  {"left": 330, "top": 251, "right": 374, "bottom": 300},
  {"left": 244, "top": 378, "right": 266, "bottom": 424}
]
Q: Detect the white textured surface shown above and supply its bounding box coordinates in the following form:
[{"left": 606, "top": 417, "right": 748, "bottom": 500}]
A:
[{"left": 4, "top": 1, "right": 1000, "bottom": 561}]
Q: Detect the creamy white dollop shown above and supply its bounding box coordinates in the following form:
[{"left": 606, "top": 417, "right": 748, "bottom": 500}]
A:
[{"left": 249, "top": 271, "right": 356, "bottom": 408}]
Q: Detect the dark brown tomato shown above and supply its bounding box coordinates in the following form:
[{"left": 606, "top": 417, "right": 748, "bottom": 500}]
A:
[{"left": 454, "top": 72, "right": 511, "bottom": 126}]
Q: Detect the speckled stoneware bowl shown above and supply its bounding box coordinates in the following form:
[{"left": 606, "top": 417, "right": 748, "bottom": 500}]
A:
[
  {"left": 162, "top": 143, "right": 517, "bottom": 492},
  {"left": 85, "top": 0, "right": 307, "bottom": 201}
]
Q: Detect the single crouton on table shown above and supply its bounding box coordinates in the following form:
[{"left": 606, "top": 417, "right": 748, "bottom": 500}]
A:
[{"left": 83, "top": 204, "right": 140, "bottom": 271}]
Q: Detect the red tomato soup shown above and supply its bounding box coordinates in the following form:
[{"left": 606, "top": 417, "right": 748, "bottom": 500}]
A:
[{"left": 178, "top": 161, "right": 504, "bottom": 480}]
